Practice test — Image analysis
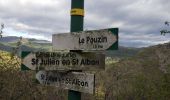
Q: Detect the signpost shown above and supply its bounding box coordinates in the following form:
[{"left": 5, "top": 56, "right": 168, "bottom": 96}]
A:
[
  {"left": 52, "top": 28, "right": 118, "bottom": 51},
  {"left": 36, "top": 71, "right": 95, "bottom": 94},
  {"left": 21, "top": 52, "right": 105, "bottom": 71},
  {"left": 20, "top": 0, "right": 119, "bottom": 99},
  {"left": 69, "top": 0, "right": 84, "bottom": 99}
]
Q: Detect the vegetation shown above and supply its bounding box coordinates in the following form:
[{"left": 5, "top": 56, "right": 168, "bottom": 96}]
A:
[
  {"left": 160, "top": 21, "right": 170, "bottom": 36},
  {"left": 0, "top": 23, "right": 4, "bottom": 38},
  {"left": 0, "top": 37, "right": 170, "bottom": 100},
  {"left": 0, "top": 50, "right": 67, "bottom": 100},
  {"left": 97, "top": 43, "right": 170, "bottom": 100}
]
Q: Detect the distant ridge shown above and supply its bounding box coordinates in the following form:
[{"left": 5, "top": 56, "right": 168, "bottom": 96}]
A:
[
  {"left": 0, "top": 36, "right": 52, "bottom": 55},
  {"left": 0, "top": 36, "right": 19, "bottom": 43},
  {"left": 0, "top": 36, "right": 142, "bottom": 58},
  {"left": 0, "top": 36, "right": 51, "bottom": 43}
]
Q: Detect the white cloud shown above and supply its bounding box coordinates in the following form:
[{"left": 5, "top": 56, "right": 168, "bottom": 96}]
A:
[{"left": 0, "top": 0, "right": 170, "bottom": 47}]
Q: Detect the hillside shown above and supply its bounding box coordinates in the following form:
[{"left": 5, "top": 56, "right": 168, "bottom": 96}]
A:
[
  {"left": 0, "top": 36, "right": 52, "bottom": 55},
  {"left": 0, "top": 50, "right": 67, "bottom": 100},
  {"left": 0, "top": 36, "right": 140, "bottom": 58},
  {"left": 1, "top": 37, "right": 170, "bottom": 99},
  {"left": 105, "top": 46, "right": 140, "bottom": 57},
  {"left": 0, "top": 36, "right": 19, "bottom": 43},
  {"left": 0, "top": 36, "right": 50, "bottom": 43},
  {"left": 98, "top": 42, "right": 170, "bottom": 99}
]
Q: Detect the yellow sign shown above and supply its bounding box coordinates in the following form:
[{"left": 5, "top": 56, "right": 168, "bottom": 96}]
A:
[{"left": 71, "top": 8, "right": 84, "bottom": 16}]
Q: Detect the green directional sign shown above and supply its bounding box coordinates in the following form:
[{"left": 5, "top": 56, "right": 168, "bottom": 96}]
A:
[
  {"left": 52, "top": 28, "right": 118, "bottom": 51},
  {"left": 21, "top": 51, "right": 105, "bottom": 71},
  {"left": 36, "top": 71, "right": 95, "bottom": 94}
]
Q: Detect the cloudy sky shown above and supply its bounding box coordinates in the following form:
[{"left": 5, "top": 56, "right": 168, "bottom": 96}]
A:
[{"left": 0, "top": 0, "right": 170, "bottom": 47}]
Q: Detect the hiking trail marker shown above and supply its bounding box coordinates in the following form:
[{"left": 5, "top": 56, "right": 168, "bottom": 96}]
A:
[
  {"left": 36, "top": 71, "right": 95, "bottom": 94},
  {"left": 20, "top": 0, "right": 119, "bottom": 97},
  {"left": 21, "top": 52, "right": 105, "bottom": 71},
  {"left": 52, "top": 28, "right": 118, "bottom": 51}
]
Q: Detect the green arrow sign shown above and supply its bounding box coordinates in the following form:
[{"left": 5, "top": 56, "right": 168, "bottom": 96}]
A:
[
  {"left": 52, "top": 28, "right": 118, "bottom": 51},
  {"left": 36, "top": 71, "right": 95, "bottom": 94},
  {"left": 21, "top": 51, "right": 105, "bottom": 71}
]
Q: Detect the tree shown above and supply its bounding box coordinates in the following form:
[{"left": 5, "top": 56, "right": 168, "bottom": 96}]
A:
[
  {"left": 160, "top": 21, "right": 170, "bottom": 36},
  {"left": 0, "top": 23, "right": 4, "bottom": 38},
  {"left": 165, "top": 21, "right": 170, "bottom": 26}
]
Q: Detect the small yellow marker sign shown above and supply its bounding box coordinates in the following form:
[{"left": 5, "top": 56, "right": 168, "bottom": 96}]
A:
[{"left": 71, "top": 8, "right": 84, "bottom": 16}]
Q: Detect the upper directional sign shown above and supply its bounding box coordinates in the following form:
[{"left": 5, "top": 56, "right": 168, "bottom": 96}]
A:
[
  {"left": 36, "top": 71, "right": 95, "bottom": 94},
  {"left": 52, "top": 28, "right": 118, "bottom": 51},
  {"left": 21, "top": 51, "right": 105, "bottom": 71}
]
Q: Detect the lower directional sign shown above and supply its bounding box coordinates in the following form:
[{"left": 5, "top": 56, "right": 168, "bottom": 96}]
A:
[
  {"left": 21, "top": 51, "right": 105, "bottom": 70},
  {"left": 36, "top": 71, "right": 95, "bottom": 94}
]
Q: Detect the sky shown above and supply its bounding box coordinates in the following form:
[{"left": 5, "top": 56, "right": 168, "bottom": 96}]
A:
[{"left": 0, "top": 0, "right": 170, "bottom": 47}]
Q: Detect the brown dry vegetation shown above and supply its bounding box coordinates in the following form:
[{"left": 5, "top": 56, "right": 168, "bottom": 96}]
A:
[
  {"left": 0, "top": 51, "right": 67, "bottom": 100},
  {"left": 0, "top": 42, "right": 170, "bottom": 100}
]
